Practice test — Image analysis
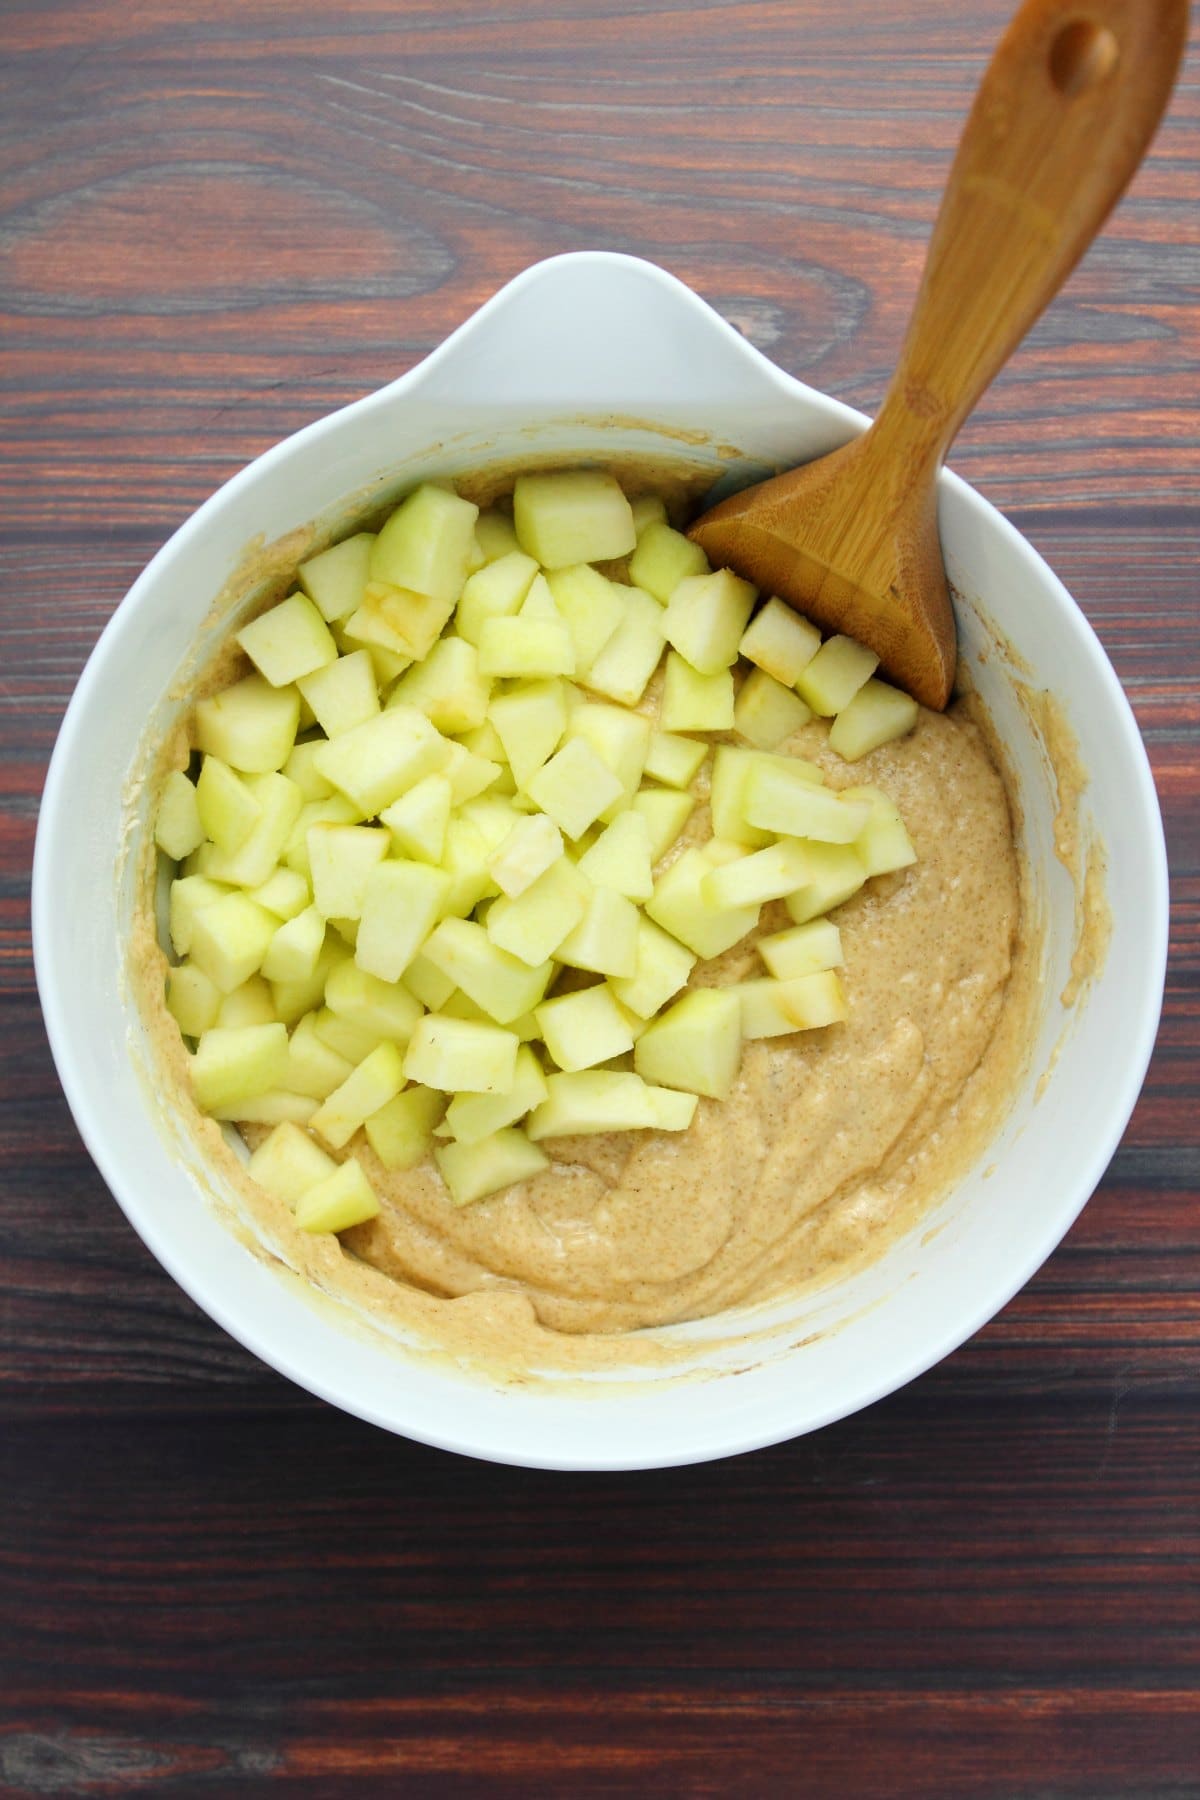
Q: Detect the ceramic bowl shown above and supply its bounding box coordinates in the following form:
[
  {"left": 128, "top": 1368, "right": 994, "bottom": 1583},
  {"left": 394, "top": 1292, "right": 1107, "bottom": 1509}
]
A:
[{"left": 32, "top": 252, "right": 1168, "bottom": 1469}]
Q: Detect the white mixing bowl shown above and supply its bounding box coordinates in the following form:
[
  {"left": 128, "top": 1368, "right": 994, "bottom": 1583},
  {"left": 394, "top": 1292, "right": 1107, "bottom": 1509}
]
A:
[{"left": 32, "top": 252, "right": 1168, "bottom": 1469}]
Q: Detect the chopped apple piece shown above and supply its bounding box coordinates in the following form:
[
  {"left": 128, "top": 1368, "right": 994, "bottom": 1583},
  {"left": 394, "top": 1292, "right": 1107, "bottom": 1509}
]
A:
[
  {"left": 310, "top": 1041, "right": 407, "bottom": 1150},
  {"left": 795, "top": 633, "right": 879, "bottom": 716},
  {"left": 663, "top": 569, "right": 757, "bottom": 673},
  {"left": 628, "top": 519, "right": 710, "bottom": 603},
  {"left": 544, "top": 565, "right": 626, "bottom": 674},
  {"left": 403, "top": 949, "right": 457, "bottom": 1012},
  {"left": 517, "top": 572, "right": 558, "bottom": 621},
  {"left": 609, "top": 914, "right": 696, "bottom": 1019},
  {"left": 738, "top": 597, "right": 822, "bottom": 685},
  {"left": 308, "top": 824, "right": 390, "bottom": 919},
  {"left": 284, "top": 796, "right": 361, "bottom": 877},
  {"left": 404, "top": 1014, "right": 519, "bottom": 1094},
  {"left": 709, "top": 745, "right": 771, "bottom": 849},
  {"left": 380, "top": 773, "right": 452, "bottom": 865},
  {"left": 576, "top": 810, "right": 654, "bottom": 900},
  {"left": 209, "top": 1090, "right": 318, "bottom": 1126},
  {"left": 642, "top": 732, "right": 707, "bottom": 791},
  {"left": 513, "top": 469, "right": 636, "bottom": 569},
  {"left": 783, "top": 842, "right": 868, "bottom": 923},
  {"left": 758, "top": 918, "right": 844, "bottom": 980},
  {"left": 216, "top": 975, "right": 277, "bottom": 1028},
  {"left": 734, "top": 668, "right": 813, "bottom": 749},
  {"left": 237, "top": 593, "right": 337, "bottom": 687},
  {"left": 166, "top": 961, "right": 221, "bottom": 1037},
  {"left": 442, "top": 742, "right": 502, "bottom": 805},
  {"left": 778, "top": 970, "right": 849, "bottom": 1029},
  {"left": 285, "top": 1012, "right": 355, "bottom": 1100},
  {"left": 298, "top": 531, "right": 375, "bottom": 623},
  {"left": 325, "top": 957, "right": 424, "bottom": 1044},
  {"left": 282, "top": 741, "right": 335, "bottom": 802},
  {"left": 269, "top": 938, "right": 348, "bottom": 1027},
  {"left": 646, "top": 1085, "right": 699, "bottom": 1131},
  {"left": 365, "top": 1084, "right": 447, "bottom": 1169},
  {"left": 829, "top": 678, "right": 920, "bottom": 762},
  {"left": 645, "top": 847, "right": 759, "bottom": 959},
  {"left": 734, "top": 978, "right": 808, "bottom": 1039},
  {"left": 297, "top": 649, "right": 379, "bottom": 737},
  {"left": 630, "top": 493, "right": 668, "bottom": 536},
  {"left": 188, "top": 892, "right": 278, "bottom": 993},
  {"left": 434, "top": 1127, "right": 549, "bottom": 1207},
  {"left": 312, "top": 706, "right": 448, "bottom": 817},
  {"left": 485, "top": 857, "right": 590, "bottom": 966},
  {"left": 743, "top": 762, "right": 871, "bottom": 843},
  {"left": 341, "top": 593, "right": 417, "bottom": 666},
  {"left": 191, "top": 1021, "right": 289, "bottom": 1112},
  {"left": 526, "top": 1070, "right": 660, "bottom": 1139},
  {"left": 295, "top": 1157, "right": 381, "bottom": 1233},
  {"left": 260, "top": 903, "right": 325, "bottom": 984},
  {"left": 195, "top": 673, "right": 300, "bottom": 775},
  {"left": 168, "top": 874, "right": 229, "bottom": 957},
  {"left": 583, "top": 585, "right": 666, "bottom": 706},
  {"left": 630, "top": 787, "right": 694, "bottom": 863},
  {"left": 525, "top": 738, "right": 623, "bottom": 840},
  {"left": 455, "top": 549, "right": 539, "bottom": 645},
  {"left": 701, "top": 839, "right": 816, "bottom": 909},
  {"left": 459, "top": 795, "right": 527, "bottom": 857},
  {"left": 312, "top": 1007, "right": 389, "bottom": 1065},
  {"left": 633, "top": 988, "right": 742, "bottom": 1100},
  {"left": 443, "top": 1045, "right": 548, "bottom": 1145},
  {"left": 440, "top": 815, "right": 497, "bottom": 919},
  {"left": 423, "top": 916, "right": 554, "bottom": 1024},
  {"left": 488, "top": 812, "right": 564, "bottom": 898},
  {"left": 535, "top": 984, "right": 635, "bottom": 1072},
  {"left": 155, "top": 770, "right": 204, "bottom": 861},
  {"left": 369, "top": 483, "right": 479, "bottom": 602},
  {"left": 556, "top": 885, "right": 640, "bottom": 978},
  {"left": 250, "top": 866, "right": 311, "bottom": 920},
  {"left": 660, "top": 652, "right": 735, "bottom": 732},
  {"left": 391, "top": 635, "right": 491, "bottom": 735},
  {"left": 247, "top": 1121, "right": 338, "bottom": 1206},
  {"left": 371, "top": 584, "right": 458, "bottom": 662},
  {"left": 355, "top": 860, "right": 451, "bottom": 983},
  {"left": 477, "top": 616, "right": 575, "bottom": 680},
  {"left": 570, "top": 703, "right": 651, "bottom": 821},
  {"left": 202, "top": 771, "right": 303, "bottom": 889},
  {"left": 488, "top": 679, "right": 568, "bottom": 788},
  {"left": 474, "top": 511, "right": 521, "bottom": 564},
  {"left": 843, "top": 783, "right": 918, "bottom": 875}
]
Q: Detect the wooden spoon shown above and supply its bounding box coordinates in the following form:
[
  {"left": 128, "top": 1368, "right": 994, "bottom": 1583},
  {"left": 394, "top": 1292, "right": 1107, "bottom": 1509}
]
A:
[{"left": 688, "top": 0, "right": 1188, "bottom": 709}]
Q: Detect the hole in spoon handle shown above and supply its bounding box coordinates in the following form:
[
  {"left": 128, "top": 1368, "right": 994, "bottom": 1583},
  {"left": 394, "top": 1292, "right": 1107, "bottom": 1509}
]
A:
[{"left": 1049, "top": 19, "right": 1120, "bottom": 95}]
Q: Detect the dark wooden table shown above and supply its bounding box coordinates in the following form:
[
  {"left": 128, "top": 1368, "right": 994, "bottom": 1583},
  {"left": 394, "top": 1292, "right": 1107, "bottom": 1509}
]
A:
[{"left": 3, "top": 3, "right": 1198, "bottom": 1793}]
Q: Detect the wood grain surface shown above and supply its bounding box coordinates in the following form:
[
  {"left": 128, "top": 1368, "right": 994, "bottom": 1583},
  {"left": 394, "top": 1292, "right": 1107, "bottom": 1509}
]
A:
[{"left": 2, "top": 1, "right": 1197, "bottom": 1794}]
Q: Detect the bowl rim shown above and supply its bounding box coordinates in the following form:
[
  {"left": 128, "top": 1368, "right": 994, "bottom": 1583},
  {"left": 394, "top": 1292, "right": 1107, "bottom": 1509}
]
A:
[{"left": 32, "top": 250, "right": 1170, "bottom": 1468}]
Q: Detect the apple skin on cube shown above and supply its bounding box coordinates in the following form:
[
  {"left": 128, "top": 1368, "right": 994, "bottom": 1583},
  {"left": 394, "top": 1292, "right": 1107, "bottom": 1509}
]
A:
[
  {"left": 195, "top": 674, "right": 300, "bottom": 774},
  {"left": 404, "top": 1014, "right": 520, "bottom": 1094},
  {"left": 369, "top": 484, "right": 479, "bottom": 603},
  {"left": 312, "top": 706, "right": 448, "bottom": 817},
  {"left": 535, "top": 984, "right": 635, "bottom": 1073},
  {"left": 307, "top": 824, "right": 390, "bottom": 920},
  {"left": 355, "top": 860, "right": 452, "bottom": 983},
  {"left": 477, "top": 616, "right": 576, "bottom": 680},
  {"left": 576, "top": 810, "right": 654, "bottom": 900},
  {"left": 512, "top": 470, "right": 636, "bottom": 569},
  {"left": 734, "top": 668, "right": 813, "bottom": 749},
  {"left": 628, "top": 520, "right": 710, "bottom": 603},
  {"left": 155, "top": 770, "right": 204, "bottom": 861},
  {"left": 166, "top": 961, "right": 222, "bottom": 1038},
  {"left": 758, "top": 918, "right": 844, "bottom": 980},
  {"left": 422, "top": 916, "right": 554, "bottom": 1024},
  {"left": 783, "top": 842, "right": 868, "bottom": 923},
  {"left": 247, "top": 1121, "right": 339, "bottom": 1206},
  {"left": 488, "top": 812, "right": 564, "bottom": 898},
  {"left": 630, "top": 787, "right": 694, "bottom": 863},
  {"left": 443, "top": 1044, "right": 548, "bottom": 1145},
  {"left": 609, "top": 914, "right": 696, "bottom": 1019},
  {"left": 662, "top": 569, "right": 757, "bottom": 673},
  {"left": 526, "top": 1070, "right": 659, "bottom": 1139},
  {"left": 488, "top": 680, "right": 568, "bottom": 788},
  {"left": 380, "top": 773, "right": 452, "bottom": 865},
  {"left": 485, "top": 857, "right": 590, "bottom": 966},
  {"left": 298, "top": 531, "right": 375, "bottom": 623},
  {"left": 525, "top": 738, "right": 623, "bottom": 840},
  {"left": 297, "top": 649, "right": 380, "bottom": 738},
  {"left": 434, "top": 1128, "right": 549, "bottom": 1208},
  {"left": 456, "top": 550, "right": 539, "bottom": 644},
  {"left": 642, "top": 732, "right": 707, "bottom": 791},
  {"left": 556, "top": 884, "right": 640, "bottom": 978},
  {"left": 260, "top": 902, "right": 325, "bottom": 984},
  {"left": 795, "top": 634, "right": 880, "bottom": 716},
  {"left": 738, "top": 597, "right": 822, "bottom": 686},
  {"left": 188, "top": 892, "right": 279, "bottom": 993},
  {"left": 285, "top": 1012, "right": 355, "bottom": 1100},
  {"left": 544, "top": 564, "right": 626, "bottom": 674},
  {"left": 294, "top": 1157, "right": 381, "bottom": 1234},
  {"left": 310, "top": 1041, "right": 407, "bottom": 1150},
  {"left": 828, "top": 679, "right": 920, "bottom": 762},
  {"left": 633, "top": 988, "right": 742, "bottom": 1100},
  {"left": 645, "top": 847, "right": 759, "bottom": 960},
  {"left": 778, "top": 970, "right": 849, "bottom": 1030},
  {"left": 743, "top": 763, "right": 871, "bottom": 844},
  {"left": 237, "top": 592, "right": 338, "bottom": 688},
  {"left": 190, "top": 1021, "right": 289, "bottom": 1112},
  {"left": 660, "top": 652, "right": 735, "bottom": 733},
  {"left": 364, "top": 1084, "right": 447, "bottom": 1170}
]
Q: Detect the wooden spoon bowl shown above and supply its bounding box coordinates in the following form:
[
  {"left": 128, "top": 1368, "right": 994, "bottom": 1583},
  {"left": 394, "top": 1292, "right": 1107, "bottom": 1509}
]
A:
[{"left": 689, "top": 0, "right": 1188, "bottom": 709}]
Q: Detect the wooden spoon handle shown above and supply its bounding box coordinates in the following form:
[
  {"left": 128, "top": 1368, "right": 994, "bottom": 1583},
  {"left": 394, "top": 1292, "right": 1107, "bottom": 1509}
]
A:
[{"left": 874, "top": 0, "right": 1187, "bottom": 467}]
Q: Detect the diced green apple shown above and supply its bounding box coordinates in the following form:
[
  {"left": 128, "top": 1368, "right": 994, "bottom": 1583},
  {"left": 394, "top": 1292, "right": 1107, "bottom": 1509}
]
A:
[
  {"left": 757, "top": 917, "right": 844, "bottom": 980},
  {"left": 195, "top": 753, "right": 263, "bottom": 854},
  {"left": 216, "top": 975, "right": 277, "bottom": 1028},
  {"left": 628, "top": 520, "right": 710, "bottom": 603},
  {"left": 570, "top": 702, "right": 651, "bottom": 821},
  {"left": 556, "top": 885, "right": 640, "bottom": 978},
  {"left": 423, "top": 916, "right": 554, "bottom": 1024},
  {"left": 168, "top": 874, "right": 229, "bottom": 958},
  {"left": 191, "top": 1021, "right": 289, "bottom": 1111},
  {"left": 312, "top": 1007, "right": 389, "bottom": 1065},
  {"left": 642, "top": 732, "right": 707, "bottom": 790},
  {"left": 364, "top": 1084, "right": 447, "bottom": 1169},
  {"left": 662, "top": 568, "right": 757, "bottom": 673},
  {"left": 404, "top": 1014, "right": 520, "bottom": 1094},
  {"left": 526, "top": 1070, "right": 659, "bottom": 1139},
  {"left": 307, "top": 824, "right": 390, "bottom": 919},
  {"left": 260, "top": 903, "right": 325, "bottom": 984},
  {"left": 778, "top": 969, "right": 849, "bottom": 1029},
  {"left": 380, "top": 773, "right": 453, "bottom": 864},
  {"left": 575, "top": 810, "right": 653, "bottom": 900},
  {"left": 629, "top": 787, "right": 694, "bottom": 862},
  {"left": 633, "top": 988, "right": 742, "bottom": 1099},
  {"left": 297, "top": 648, "right": 380, "bottom": 737},
  {"left": 738, "top": 597, "right": 822, "bottom": 685},
  {"left": 828, "top": 679, "right": 920, "bottom": 762},
  {"left": 269, "top": 938, "right": 349, "bottom": 1027},
  {"left": 195, "top": 673, "right": 300, "bottom": 774},
  {"left": 312, "top": 706, "right": 448, "bottom": 817},
  {"left": 443, "top": 1044, "right": 548, "bottom": 1145},
  {"left": 166, "top": 961, "right": 221, "bottom": 1037},
  {"left": 281, "top": 741, "right": 335, "bottom": 802},
  {"left": 544, "top": 565, "right": 626, "bottom": 674},
  {"left": 743, "top": 762, "right": 871, "bottom": 843},
  {"left": 534, "top": 983, "right": 636, "bottom": 1072},
  {"left": 310, "top": 1041, "right": 407, "bottom": 1150},
  {"left": 155, "top": 770, "right": 204, "bottom": 860},
  {"left": 285, "top": 1012, "right": 356, "bottom": 1100},
  {"left": 188, "top": 892, "right": 279, "bottom": 993},
  {"left": 246, "top": 1120, "right": 338, "bottom": 1205},
  {"left": 434, "top": 1127, "right": 549, "bottom": 1207},
  {"left": 355, "top": 860, "right": 452, "bottom": 983},
  {"left": 525, "top": 738, "right": 624, "bottom": 840},
  {"left": 734, "top": 667, "right": 813, "bottom": 749},
  {"left": 645, "top": 847, "right": 759, "bottom": 959},
  {"left": 298, "top": 531, "right": 375, "bottom": 623},
  {"left": 734, "top": 978, "right": 808, "bottom": 1039},
  {"left": 488, "top": 812, "right": 564, "bottom": 898},
  {"left": 630, "top": 493, "right": 668, "bottom": 536},
  {"left": 609, "top": 914, "right": 696, "bottom": 1019},
  {"left": 294, "top": 1156, "right": 381, "bottom": 1233},
  {"left": 371, "top": 583, "right": 458, "bottom": 662},
  {"left": 485, "top": 857, "right": 590, "bottom": 966},
  {"left": 795, "top": 634, "right": 879, "bottom": 716},
  {"left": 250, "top": 866, "right": 311, "bottom": 920},
  {"left": 783, "top": 842, "right": 868, "bottom": 923},
  {"left": 324, "top": 957, "right": 424, "bottom": 1044},
  {"left": 701, "top": 839, "right": 816, "bottom": 909},
  {"left": 237, "top": 592, "right": 338, "bottom": 687},
  {"left": 513, "top": 469, "right": 636, "bottom": 569},
  {"left": 391, "top": 635, "right": 491, "bottom": 735},
  {"left": 842, "top": 783, "right": 918, "bottom": 875},
  {"left": 208, "top": 1090, "right": 318, "bottom": 1126},
  {"left": 473, "top": 511, "right": 521, "bottom": 564},
  {"left": 369, "top": 484, "right": 479, "bottom": 603},
  {"left": 659, "top": 652, "right": 735, "bottom": 732},
  {"left": 477, "top": 616, "right": 575, "bottom": 680},
  {"left": 455, "top": 549, "right": 539, "bottom": 645},
  {"left": 488, "top": 679, "right": 568, "bottom": 787},
  {"left": 582, "top": 584, "right": 666, "bottom": 706},
  {"left": 201, "top": 771, "right": 303, "bottom": 889}
]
